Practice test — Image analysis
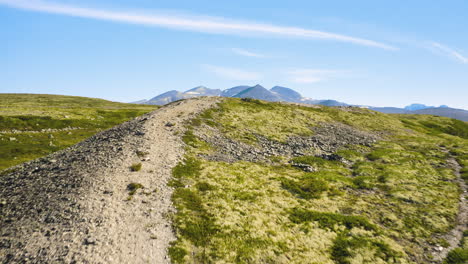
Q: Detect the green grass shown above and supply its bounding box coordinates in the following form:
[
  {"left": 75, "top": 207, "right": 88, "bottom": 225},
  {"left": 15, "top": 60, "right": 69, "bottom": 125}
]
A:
[
  {"left": 130, "top": 163, "right": 142, "bottom": 172},
  {"left": 331, "top": 233, "right": 401, "bottom": 264},
  {"left": 169, "top": 158, "right": 218, "bottom": 263},
  {"left": 444, "top": 248, "right": 468, "bottom": 264},
  {"left": 289, "top": 208, "right": 377, "bottom": 231},
  {"left": 280, "top": 176, "right": 329, "bottom": 199},
  {"left": 291, "top": 155, "right": 344, "bottom": 169},
  {"left": 444, "top": 230, "right": 468, "bottom": 264},
  {"left": 400, "top": 116, "right": 468, "bottom": 139},
  {"left": 169, "top": 98, "right": 467, "bottom": 263},
  {"left": 0, "top": 94, "right": 157, "bottom": 170}
]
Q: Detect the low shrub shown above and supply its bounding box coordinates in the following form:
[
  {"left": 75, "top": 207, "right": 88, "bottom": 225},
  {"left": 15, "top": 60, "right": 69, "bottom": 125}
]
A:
[
  {"left": 289, "top": 208, "right": 377, "bottom": 231},
  {"left": 352, "top": 176, "right": 374, "bottom": 189},
  {"left": 444, "top": 248, "right": 468, "bottom": 264},
  {"left": 168, "top": 243, "right": 188, "bottom": 264},
  {"left": 281, "top": 177, "right": 328, "bottom": 199},
  {"left": 331, "top": 234, "right": 400, "bottom": 264},
  {"left": 195, "top": 181, "right": 215, "bottom": 192},
  {"left": 240, "top": 98, "right": 263, "bottom": 104}
]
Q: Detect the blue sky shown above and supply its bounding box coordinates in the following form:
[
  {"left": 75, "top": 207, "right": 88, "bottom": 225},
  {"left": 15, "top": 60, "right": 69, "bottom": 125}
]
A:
[{"left": 1, "top": 0, "right": 467, "bottom": 109}]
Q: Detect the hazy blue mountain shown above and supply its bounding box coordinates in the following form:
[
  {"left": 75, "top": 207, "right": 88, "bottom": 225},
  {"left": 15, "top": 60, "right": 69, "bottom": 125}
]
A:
[
  {"left": 221, "top": 86, "right": 251, "bottom": 97},
  {"left": 369, "top": 107, "right": 407, "bottom": 114},
  {"left": 410, "top": 107, "right": 468, "bottom": 121},
  {"left": 299, "top": 98, "right": 348, "bottom": 107},
  {"left": 315, "top": 99, "right": 349, "bottom": 107},
  {"left": 233, "top": 85, "right": 283, "bottom": 101},
  {"left": 369, "top": 105, "right": 468, "bottom": 121},
  {"left": 147, "top": 90, "right": 184, "bottom": 105},
  {"left": 404, "top": 104, "right": 432, "bottom": 111},
  {"left": 130, "top": 99, "right": 149, "bottom": 104},
  {"left": 184, "top": 86, "right": 221, "bottom": 96},
  {"left": 144, "top": 86, "right": 220, "bottom": 105},
  {"left": 270, "top": 86, "right": 302, "bottom": 102}
]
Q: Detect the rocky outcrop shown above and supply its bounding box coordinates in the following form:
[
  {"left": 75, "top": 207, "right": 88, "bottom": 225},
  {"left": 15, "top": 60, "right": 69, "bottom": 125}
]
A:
[{"left": 198, "top": 122, "right": 379, "bottom": 164}]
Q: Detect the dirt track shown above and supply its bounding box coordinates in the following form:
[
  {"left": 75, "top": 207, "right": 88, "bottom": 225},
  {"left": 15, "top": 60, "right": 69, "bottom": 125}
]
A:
[{"left": 0, "top": 97, "right": 218, "bottom": 263}]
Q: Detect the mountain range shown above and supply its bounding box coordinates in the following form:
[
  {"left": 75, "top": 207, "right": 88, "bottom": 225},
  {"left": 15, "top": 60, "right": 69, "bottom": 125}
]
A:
[{"left": 133, "top": 85, "right": 468, "bottom": 121}]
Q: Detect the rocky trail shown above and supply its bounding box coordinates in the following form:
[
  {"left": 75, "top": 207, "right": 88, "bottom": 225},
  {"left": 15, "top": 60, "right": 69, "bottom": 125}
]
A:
[
  {"left": 430, "top": 155, "right": 467, "bottom": 263},
  {"left": 0, "top": 97, "right": 218, "bottom": 264}
]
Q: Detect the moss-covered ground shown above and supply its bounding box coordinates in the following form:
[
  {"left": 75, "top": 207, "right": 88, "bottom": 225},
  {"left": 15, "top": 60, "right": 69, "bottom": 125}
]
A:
[
  {"left": 169, "top": 98, "right": 468, "bottom": 263},
  {"left": 0, "top": 94, "right": 157, "bottom": 170}
]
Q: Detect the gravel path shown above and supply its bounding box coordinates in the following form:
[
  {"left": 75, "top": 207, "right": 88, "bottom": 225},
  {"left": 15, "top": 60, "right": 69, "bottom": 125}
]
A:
[
  {"left": 430, "top": 156, "right": 467, "bottom": 263},
  {"left": 0, "top": 97, "right": 218, "bottom": 263}
]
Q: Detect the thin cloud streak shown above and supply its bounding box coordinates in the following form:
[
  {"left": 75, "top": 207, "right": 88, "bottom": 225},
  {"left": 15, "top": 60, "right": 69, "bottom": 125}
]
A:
[
  {"left": 287, "top": 69, "right": 340, "bottom": 84},
  {"left": 430, "top": 42, "right": 468, "bottom": 64},
  {"left": 231, "top": 48, "right": 266, "bottom": 58},
  {"left": 203, "top": 65, "right": 261, "bottom": 81},
  {"left": 0, "top": 0, "right": 396, "bottom": 50}
]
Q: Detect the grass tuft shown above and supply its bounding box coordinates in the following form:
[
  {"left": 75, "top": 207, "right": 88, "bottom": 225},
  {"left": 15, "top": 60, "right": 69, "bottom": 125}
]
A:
[
  {"left": 130, "top": 163, "right": 142, "bottom": 172},
  {"left": 136, "top": 150, "right": 149, "bottom": 157},
  {"left": 127, "top": 182, "right": 144, "bottom": 195}
]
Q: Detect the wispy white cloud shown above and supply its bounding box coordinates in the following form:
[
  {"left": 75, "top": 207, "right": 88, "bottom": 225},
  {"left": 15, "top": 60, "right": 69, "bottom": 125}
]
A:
[
  {"left": 287, "top": 69, "right": 340, "bottom": 84},
  {"left": 0, "top": 0, "right": 397, "bottom": 50},
  {"left": 203, "top": 65, "right": 261, "bottom": 81},
  {"left": 231, "top": 48, "right": 266, "bottom": 58},
  {"left": 429, "top": 42, "right": 468, "bottom": 64}
]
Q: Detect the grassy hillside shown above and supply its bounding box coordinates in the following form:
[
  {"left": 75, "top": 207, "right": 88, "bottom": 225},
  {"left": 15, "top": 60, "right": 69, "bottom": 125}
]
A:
[
  {"left": 0, "top": 94, "right": 157, "bottom": 170},
  {"left": 168, "top": 98, "right": 468, "bottom": 264},
  {"left": 1, "top": 95, "right": 466, "bottom": 263}
]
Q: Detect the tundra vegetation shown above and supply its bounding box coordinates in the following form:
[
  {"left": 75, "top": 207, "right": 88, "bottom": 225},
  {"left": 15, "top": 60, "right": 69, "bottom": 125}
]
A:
[
  {"left": 0, "top": 94, "right": 157, "bottom": 170},
  {"left": 169, "top": 98, "right": 468, "bottom": 264}
]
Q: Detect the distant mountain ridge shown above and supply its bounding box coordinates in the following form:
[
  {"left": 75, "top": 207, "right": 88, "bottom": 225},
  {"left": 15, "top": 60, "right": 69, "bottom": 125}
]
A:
[
  {"left": 220, "top": 86, "right": 250, "bottom": 97},
  {"left": 133, "top": 85, "right": 468, "bottom": 121},
  {"left": 403, "top": 103, "right": 449, "bottom": 111},
  {"left": 141, "top": 86, "right": 221, "bottom": 105},
  {"left": 233, "top": 85, "right": 283, "bottom": 102},
  {"left": 270, "top": 86, "right": 302, "bottom": 102},
  {"left": 368, "top": 106, "right": 468, "bottom": 121},
  {"left": 134, "top": 84, "right": 350, "bottom": 107},
  {"left": 410, "top": 107, "right": 468, "bottom": 121}
]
